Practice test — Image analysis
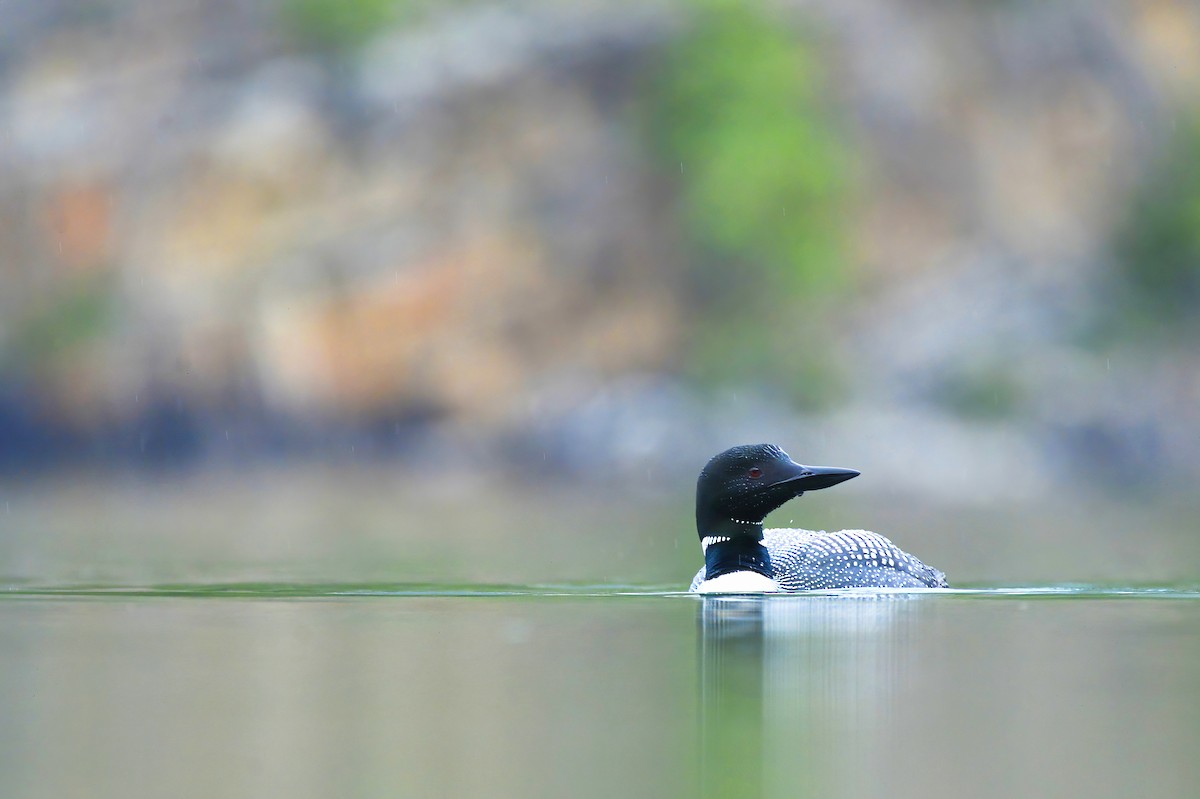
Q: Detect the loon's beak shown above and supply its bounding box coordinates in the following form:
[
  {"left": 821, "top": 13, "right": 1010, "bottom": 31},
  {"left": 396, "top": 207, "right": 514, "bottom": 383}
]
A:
[{"left": 772, "top": 463, "right": 860, "bottom": 493}]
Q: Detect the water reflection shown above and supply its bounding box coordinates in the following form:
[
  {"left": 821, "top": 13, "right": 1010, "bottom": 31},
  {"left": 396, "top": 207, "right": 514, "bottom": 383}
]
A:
[
  {"left": 4, "top": 589, "right": 1199, "bottom": 799},
  {"left": 0, "top": 596, "right": 701, "bottom": 799},
  {"left": 698, "top": 595, "right": 919, "bottom": 799}
]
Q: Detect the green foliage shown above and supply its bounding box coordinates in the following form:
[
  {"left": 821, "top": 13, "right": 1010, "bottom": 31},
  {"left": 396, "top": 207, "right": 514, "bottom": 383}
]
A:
[
  {"left": 1114, "top": 112, "right": 1200, "bottom": 334},
  {"left": 937, "top": 364, "right": 1024, "bottom": 420},
  {"left": 6, "top": 273, "right": 116, "bottom": 368},
  {"left": 642, "top": 0, "right": 855, "bottom": 406},
  {"left": 282, "top": 0, "right": 407, "bottom": 54},
  {"left": 648, "top": 0, "right": 852, "bottom": 296},
  {"left": 685, "top": 308, "right": 846, "bottom": 411}
]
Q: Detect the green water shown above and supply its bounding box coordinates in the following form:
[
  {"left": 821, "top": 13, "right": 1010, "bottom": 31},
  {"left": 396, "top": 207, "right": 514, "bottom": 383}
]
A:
[
  {"left": 1, "top": 584, "right": 1198, "bottom": 799},
  {"left": 2, "top": 471, "right": 1198, "bottom": 798}
]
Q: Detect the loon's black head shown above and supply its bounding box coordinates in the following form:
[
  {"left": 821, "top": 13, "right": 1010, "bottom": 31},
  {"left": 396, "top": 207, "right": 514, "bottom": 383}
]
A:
[{"left": 695, "top": 443, "right": 860, "bottom": 539}]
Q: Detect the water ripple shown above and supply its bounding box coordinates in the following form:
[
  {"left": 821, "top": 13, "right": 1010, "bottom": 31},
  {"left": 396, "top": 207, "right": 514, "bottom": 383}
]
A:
[{"left": 1, "top": 582, "right": 1198, "bottom": 600}]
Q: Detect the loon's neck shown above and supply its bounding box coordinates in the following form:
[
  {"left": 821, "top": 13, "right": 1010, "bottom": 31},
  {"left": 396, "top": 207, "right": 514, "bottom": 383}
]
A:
[{"left": 700, "top": 520, "right": 772, "bottom": 580}]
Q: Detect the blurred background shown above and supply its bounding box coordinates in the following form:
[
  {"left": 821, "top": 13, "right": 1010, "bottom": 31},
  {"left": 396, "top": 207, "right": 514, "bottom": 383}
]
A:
[{"left": 1, "top": 0, "right": 1199, "bottom": 586}]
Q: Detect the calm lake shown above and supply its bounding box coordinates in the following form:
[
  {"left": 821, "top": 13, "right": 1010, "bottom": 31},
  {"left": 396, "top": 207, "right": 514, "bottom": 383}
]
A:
[{"left": 1, "top": 470, "right": 1198, "bottom": 798}]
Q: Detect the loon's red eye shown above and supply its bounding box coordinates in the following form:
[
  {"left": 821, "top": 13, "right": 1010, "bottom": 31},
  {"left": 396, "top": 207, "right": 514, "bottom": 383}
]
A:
[{"left": 748, "top": 467, "right": 763, "bottom": 479}]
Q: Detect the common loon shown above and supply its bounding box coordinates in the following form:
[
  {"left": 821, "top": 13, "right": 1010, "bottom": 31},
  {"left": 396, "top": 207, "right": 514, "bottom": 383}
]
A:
[{"left": 689, "top": 443, "right": 948, "bottom": 593}]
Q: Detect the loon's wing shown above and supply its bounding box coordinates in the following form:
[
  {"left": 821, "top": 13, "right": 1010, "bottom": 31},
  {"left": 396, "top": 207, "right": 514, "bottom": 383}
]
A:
[{"left": 764, "top": 528, "right": 948, "bottom": 591}]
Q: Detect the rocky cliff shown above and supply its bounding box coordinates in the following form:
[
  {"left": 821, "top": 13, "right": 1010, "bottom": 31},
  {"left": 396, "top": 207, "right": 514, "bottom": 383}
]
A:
[{"left": 2, "top": 0, "right": 1198, "bottom": 495}]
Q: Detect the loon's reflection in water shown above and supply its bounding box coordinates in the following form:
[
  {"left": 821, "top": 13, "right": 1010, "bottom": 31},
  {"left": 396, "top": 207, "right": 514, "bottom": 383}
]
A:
[{"left": 698, "top": 594, "right": 921, "bottom": 799}]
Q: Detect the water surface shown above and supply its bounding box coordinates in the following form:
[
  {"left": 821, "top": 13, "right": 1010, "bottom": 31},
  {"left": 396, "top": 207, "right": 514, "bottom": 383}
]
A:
[
  {"left": 2, "top": 471, "right": 1197, "bottom": 798},
  {"left": 2, "top": 583, "right": 1197, "bottom": 799}
]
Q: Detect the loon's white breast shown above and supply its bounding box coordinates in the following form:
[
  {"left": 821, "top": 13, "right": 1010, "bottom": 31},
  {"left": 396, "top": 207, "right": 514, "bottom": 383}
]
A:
[{"left": 693, "top": 570, "right": 781, "bottom": 594}]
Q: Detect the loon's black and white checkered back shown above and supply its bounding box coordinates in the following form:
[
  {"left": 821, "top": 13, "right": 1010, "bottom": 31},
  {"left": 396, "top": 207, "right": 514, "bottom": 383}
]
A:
[{"left": 689, "top": 528, "right": 948, "bottom": 592}]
